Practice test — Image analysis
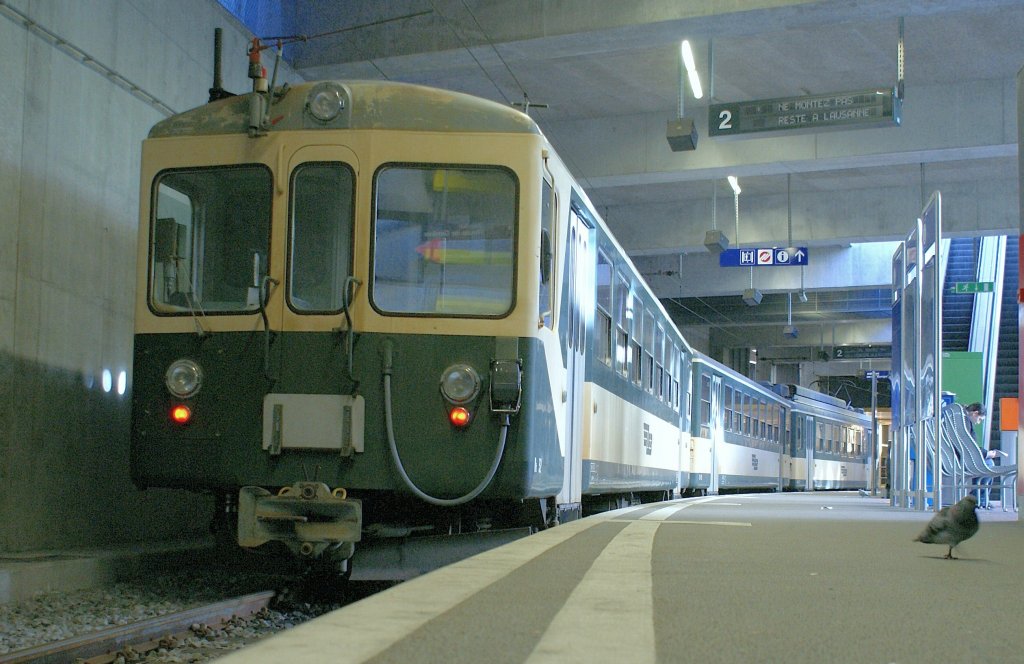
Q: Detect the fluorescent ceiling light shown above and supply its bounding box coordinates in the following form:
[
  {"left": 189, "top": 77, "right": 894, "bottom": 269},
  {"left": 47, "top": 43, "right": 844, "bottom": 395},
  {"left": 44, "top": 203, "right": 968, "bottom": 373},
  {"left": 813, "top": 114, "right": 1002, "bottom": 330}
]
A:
[
  {"left": 728, "top": 175, "right": 741, "bottom": 195},
  {"left": 681, "top": 40, "right": 703, "bottom": 99}
]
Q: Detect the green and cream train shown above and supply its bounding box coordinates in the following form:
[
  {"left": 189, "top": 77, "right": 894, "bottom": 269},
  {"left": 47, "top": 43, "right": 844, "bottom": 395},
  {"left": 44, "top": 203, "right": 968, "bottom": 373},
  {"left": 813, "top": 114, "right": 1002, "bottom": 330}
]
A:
[{"left": 130, "top": 63, "right": 870, "bottom": 576}]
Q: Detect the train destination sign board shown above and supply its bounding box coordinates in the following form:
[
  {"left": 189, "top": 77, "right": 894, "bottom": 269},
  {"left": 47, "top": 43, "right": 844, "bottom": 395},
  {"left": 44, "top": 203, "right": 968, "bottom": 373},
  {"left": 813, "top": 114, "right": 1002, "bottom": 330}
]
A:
[
  {"left": 719, "top": 247, "right": 808, "bottom": 267},
  {"left": 833, "top": 345, "right": 891, "bottom": 360},
  {"left": 709, "top": 88, "right": 901, "bottom": 137}
]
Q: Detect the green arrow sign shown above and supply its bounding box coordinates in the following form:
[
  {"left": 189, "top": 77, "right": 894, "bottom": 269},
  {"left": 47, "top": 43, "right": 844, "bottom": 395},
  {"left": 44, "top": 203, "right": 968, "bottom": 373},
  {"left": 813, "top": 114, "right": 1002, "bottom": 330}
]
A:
[{"left": 952, "top": 282, "right": 995, "bottom": 294}]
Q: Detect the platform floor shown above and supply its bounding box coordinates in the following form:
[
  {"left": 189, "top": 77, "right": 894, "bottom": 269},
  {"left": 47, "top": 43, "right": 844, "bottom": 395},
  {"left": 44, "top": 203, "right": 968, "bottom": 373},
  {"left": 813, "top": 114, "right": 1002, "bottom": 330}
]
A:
[{"left": 216, "top": 492, "right": 1023, "bottom": 664}]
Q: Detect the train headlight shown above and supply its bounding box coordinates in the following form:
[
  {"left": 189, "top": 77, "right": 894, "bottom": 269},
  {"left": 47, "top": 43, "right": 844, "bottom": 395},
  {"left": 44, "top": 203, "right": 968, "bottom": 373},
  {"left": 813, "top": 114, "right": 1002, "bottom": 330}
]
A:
[
  {"left": 306, "top": 82, "right": 345, "bottom": 122},
  {"left": 165, "top": 359, "right": 203, "bottom": 399},
  {"left": 439, "top": 364, "right": 481, "bottom": 405}
]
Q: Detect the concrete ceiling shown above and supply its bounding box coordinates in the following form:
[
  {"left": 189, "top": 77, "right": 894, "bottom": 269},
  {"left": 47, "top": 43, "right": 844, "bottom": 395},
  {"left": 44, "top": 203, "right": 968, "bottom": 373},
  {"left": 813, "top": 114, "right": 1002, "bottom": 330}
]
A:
[{"left": 219, "top": 0, "right": 1022, "bottom": 360}]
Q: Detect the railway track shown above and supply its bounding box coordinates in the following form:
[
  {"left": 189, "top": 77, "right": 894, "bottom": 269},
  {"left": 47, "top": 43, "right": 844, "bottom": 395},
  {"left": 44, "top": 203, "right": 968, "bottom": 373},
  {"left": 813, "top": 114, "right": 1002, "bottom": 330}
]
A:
[{"left": 0, "top": 590, "right": 275, "bottom": 664}]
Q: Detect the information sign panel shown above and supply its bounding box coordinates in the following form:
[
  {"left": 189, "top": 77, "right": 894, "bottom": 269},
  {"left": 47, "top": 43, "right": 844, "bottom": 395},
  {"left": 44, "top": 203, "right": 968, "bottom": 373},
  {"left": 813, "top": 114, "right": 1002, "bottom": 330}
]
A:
[
  {"left": 709, "top": 88, "right": 900, "bottom": 137},
  {"left": 719, "top": 247, "right": 808, "bottom": 267},
  {"left": 833, "top": 345, "right": 892, "bottom": 360}
]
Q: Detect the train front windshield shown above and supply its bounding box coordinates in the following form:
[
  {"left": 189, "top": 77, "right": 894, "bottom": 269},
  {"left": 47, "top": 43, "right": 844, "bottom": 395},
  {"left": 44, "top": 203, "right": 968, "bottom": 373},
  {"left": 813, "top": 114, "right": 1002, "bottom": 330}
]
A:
[
  {"left": 149, "top": 165, "right": 272, "bottom": 314},
  {"left": 372, "top": 165, "right": 517, "bottom": 317}
]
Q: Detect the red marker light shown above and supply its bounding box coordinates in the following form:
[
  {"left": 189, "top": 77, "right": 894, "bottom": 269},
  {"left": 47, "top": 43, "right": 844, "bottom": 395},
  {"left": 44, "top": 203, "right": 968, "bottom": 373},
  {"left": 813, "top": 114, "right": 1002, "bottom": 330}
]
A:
[
  {"left": 170, "top": 405, "right": 192, "bottom": 425},
  {"left": 449, "top": 407, "right": 471, "bottom": 428}
]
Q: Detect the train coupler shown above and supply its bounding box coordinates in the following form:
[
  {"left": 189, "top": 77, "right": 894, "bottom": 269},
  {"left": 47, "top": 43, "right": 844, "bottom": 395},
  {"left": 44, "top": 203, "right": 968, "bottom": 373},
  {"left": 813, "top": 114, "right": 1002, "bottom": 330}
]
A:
[{"left": 237, "top": 482, "right": 361, "bottom": 559}]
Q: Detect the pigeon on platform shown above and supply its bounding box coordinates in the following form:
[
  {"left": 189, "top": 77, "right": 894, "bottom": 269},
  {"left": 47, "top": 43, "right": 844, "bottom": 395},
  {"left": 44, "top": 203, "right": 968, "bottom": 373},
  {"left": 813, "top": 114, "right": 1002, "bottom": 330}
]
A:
[{"left": 914, "top": 495, "right": 979, "bottom": 559}]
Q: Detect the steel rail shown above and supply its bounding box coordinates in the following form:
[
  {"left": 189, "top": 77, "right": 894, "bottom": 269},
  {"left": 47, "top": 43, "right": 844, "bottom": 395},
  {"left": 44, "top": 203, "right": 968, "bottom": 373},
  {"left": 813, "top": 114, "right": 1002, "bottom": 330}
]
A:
[{"left": 0, "top": 590, "right": 275, "bottom": 664}]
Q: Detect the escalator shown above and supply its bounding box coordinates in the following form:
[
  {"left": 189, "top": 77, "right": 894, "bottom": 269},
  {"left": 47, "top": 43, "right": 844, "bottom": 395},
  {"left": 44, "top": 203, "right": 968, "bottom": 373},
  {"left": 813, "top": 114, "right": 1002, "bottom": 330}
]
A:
[
  {"left": 940, "top": 236, "right": 1016, "bottom": 448},
  {"left": 991, "top": 239, "right": 1019, "bottom": 443},
  {"left": 941, "top": 237, "right": 978, "bottom": 353}
]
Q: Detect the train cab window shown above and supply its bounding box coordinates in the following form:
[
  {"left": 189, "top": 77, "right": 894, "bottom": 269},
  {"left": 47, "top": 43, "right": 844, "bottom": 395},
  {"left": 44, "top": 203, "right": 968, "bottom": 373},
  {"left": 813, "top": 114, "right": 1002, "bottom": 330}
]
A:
[
  {"left": 614, "top": 274, "right": 629, "bottom": 376},
  {"left": 596, "top": 251, "right": 613, "bottom": 366},
  {"left": 538, "top": 179, "right": 554, "bottom": 328},
  {"left": 150, "top": 165, "right": 272, "bottom": 314},
  {"left": 642, "top": 309, "right": 655, "bottom": 393},
  {"left": 288, "top": 163, "right": 354, "bottom": 313},
  {"left": 723, "top": 386, "right": 734, "bottom": 431},
  {"left": 372, "top": 165, "right": 516, "bottom": 316},
  {"left": 795, "top": 417, "right": 803, "bottom": 452}
]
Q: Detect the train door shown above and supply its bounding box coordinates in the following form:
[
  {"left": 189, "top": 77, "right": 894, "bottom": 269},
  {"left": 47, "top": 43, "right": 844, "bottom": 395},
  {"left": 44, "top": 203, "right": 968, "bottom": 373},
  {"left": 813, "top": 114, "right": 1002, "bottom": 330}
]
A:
[
  {"left": 803, "top": 415, "right": 815, "bottom": 491},
  {"left": 709, "top": 374, "right": 723, "bottom": 494},
  {"left": 560, "top": 207, "right": 591, "bottom": 516},
  {"left": 777, "top": 406, "right": 786, "bottom": 492},
  {"left": 260, "top": 146, "right": 363, "bottom": 458}
]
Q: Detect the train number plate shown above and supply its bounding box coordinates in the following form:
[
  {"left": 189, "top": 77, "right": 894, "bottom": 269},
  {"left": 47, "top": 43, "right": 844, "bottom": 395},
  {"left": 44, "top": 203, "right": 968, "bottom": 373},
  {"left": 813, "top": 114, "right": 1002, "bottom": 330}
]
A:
[{"left": 262, "top": 394, "right": 365, "bottom": 456}]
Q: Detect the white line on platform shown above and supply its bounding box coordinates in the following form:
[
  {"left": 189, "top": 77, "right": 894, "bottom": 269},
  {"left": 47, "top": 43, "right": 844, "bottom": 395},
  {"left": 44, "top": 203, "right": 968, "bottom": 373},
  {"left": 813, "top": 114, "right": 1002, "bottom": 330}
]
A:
[
  {"left": 657, "top": 520, "right": 752, "bottom": 527},
  {"left": 525, "top": 519, "right": 658, "bottom": 664}
]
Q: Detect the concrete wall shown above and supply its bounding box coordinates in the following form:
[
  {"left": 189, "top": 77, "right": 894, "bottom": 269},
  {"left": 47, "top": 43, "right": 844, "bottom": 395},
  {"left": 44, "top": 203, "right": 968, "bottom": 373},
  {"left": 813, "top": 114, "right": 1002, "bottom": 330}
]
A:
[{"left": 0, "top": 0, "right": 296, "bottom": 552}]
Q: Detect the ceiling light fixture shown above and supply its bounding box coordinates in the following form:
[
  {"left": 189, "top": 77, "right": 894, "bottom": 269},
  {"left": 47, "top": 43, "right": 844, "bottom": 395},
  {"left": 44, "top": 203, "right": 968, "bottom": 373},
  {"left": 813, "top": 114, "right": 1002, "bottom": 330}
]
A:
[
  {"left": 681, "top": 40, "right": 703, "bottom": 99},
  {"left": 704, "top": 179, "right": 729, "bottom": 253},
  {"left": 728, "top": 175, "right": 741, "bottom": 195},
  {"left": 667, "top": 40, "right": 700, "bottom": 152}
]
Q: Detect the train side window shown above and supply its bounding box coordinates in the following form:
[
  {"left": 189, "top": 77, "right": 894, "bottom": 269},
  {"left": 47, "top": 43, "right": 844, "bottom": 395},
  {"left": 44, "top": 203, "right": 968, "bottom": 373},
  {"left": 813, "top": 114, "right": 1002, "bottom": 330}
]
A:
[
  {"left": 595, "top": 250, "right": 613, "bottom": 366},
  {"left": 749, "top": 395, "right": 756, "bottom": 436},
  {"left": 776, "top": 406, "right": 784, "bottom": 445},
  {"left": 538, "top": 179, "right": 554, "bottom": 328},
  {"left": 655, "top": 325, "right": 665, "bottom": 399},
  {"left": 759, "top": 400, "right": 767, "bottom": 440},
  {"left": 151, "top": 165, "right": 272, "bottom": 314},
  {"left": 372, "top": 165, "right": 516, "bottom": 317},
  {"left": 743, "top": 393, "right": 752, "bottom": 436},
  {"left": 288, "top": 162, "right": 354, "bottom": 313},
  {"left": 673, "top": 355, "right": 681, "bottom": 411},
  {"left": 795, "top": 417, "right": 803, "bottom": 452},
  {"left": 699, "top": 373, "right": 712, "bottom": 437},
  {"left": 667, "top": 342, "right": 675, "bottom": 409},
  {"left": 817, "top": 422, "right": 825, "bottom": 452},
  {"left": 629, "top": 301, "right": 641, "bottom": 386},
  {"left": 642, "top": 309, "right": 655, "bottom": 394},
  {"left": 723, "top": 386, "right": 734, "bottom": 431},
  {"left": 614, "top": 274, "right": 629, "bottom": 376}
]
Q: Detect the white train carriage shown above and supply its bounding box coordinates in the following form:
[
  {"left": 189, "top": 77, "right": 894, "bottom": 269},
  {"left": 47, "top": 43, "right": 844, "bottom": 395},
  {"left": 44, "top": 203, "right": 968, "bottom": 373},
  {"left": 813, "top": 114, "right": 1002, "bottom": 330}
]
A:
[
  {"left": 779, "top": 385, "right": 871, "bottom": 491},
  {"left": 688, "top": 355, "right": 788, "bottom": 494}
]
